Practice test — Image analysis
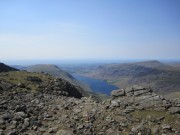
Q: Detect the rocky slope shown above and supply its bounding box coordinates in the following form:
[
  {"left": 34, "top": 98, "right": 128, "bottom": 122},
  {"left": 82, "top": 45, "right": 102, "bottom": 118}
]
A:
[
  {"left": 26, "top": 64, "right": 92, "bottom": 92},
  {"left": 0, "top": 70, "right": 180, "bottom": 135},
  {"left": 25, "top": 64, "right": 104, "bottom": 100}
]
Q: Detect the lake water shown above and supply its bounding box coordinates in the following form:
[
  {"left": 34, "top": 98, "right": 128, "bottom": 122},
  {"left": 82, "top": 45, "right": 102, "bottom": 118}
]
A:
[{"left": 72, "top": 74, "right": 119, "bottom": 95}]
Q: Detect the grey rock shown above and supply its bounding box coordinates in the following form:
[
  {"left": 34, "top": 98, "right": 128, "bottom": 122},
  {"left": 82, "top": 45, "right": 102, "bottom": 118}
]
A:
[
  {"left": 0, "top": 119, "right": 5, "bottom": 125},
  {"left": 168, "top": 107, "right": 180, "bottom": 114},
  {"left": 2, "top": 113, "right": 12, "bottom": 120},
  {"left": 77, "top": 124, "right": 84, "bottom": 130},
  {"left": 0, "top": 100, "right": 7, "bottom": 105},
  {"left": 56, "top": 129, "right": 74, "bottom": 135},
  {"left": 73, "top": 108, "right": 82, "bottom": 114},
  {"left": 125, "top": 87, "right": 134, "bottom": 94},
  {"left": 163, "top": 100, "right": 172, "bottom": 108},
  {"left": 30, "top": 120, "right": 42, "bottom": 127},
  {"left": 14, "top": 112, "right": 27, "bottom": 118},
  {"left": 110, "top": 100, "right": 119, "bottom": 108},
  {"left": 171, "top": 98, "right": 180, "bottom": 107},
  {"left": 111, "top": 89, "right": 125, "bottom": 97},
  {"left": 132, "top": 85, "right": 145, "bottom": 91},
  {"left": 131, "top": 126, "right": 140, "bottom": 133},
  {"left": 161, "top": 124, "right": 171, "bottom": 130},
  {"left": 22, "top": 118, "right": 30, "bottom": 130},
  {"left": 11, "top": 121, "right": 18, "bottom": 128},
  {"left": 134, "top": 89, "right": 151, "bottom": 96},
  {"left": 119, "top": 121, "right": 128, "bottom": 127},
  {"left": 48, "top": 127, "right": 58, "bottom": 133},
  {"left": 123, "top": 106, "right": 135, "bottom": 113}
]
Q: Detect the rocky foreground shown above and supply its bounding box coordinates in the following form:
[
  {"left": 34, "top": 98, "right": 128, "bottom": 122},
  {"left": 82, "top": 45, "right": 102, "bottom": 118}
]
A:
[{"left": 0, "top": 71, "right": 180, "bottom": 135}]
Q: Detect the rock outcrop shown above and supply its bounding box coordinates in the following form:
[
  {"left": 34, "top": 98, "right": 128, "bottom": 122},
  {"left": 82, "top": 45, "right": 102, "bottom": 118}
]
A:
[
  {"left": 111, "top": 85, "right": 179, "bottom": 113},
  {"left": 0, "top": 71, "right": 180, "bottom": 135}
]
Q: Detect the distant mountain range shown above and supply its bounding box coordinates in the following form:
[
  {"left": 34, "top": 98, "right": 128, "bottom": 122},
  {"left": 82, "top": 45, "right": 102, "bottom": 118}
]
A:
[{"left": 75, "top": 60, "right": 180, "bottom": 95}]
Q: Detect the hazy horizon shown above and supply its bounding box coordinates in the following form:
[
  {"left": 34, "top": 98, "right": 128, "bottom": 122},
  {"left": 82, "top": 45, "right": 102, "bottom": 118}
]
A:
[
  {"left": 1, "top": 0, "right": 180, "bottom": 61},
  {"left": 1, "top": 58, "right": 180, "bottom": 66}
]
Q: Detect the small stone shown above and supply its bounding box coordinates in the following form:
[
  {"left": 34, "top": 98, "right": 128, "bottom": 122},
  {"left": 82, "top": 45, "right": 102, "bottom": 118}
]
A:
[
  {"left": 56, "top": 129, "right": 74, "bottom": 135},
  {"left": 22, "top": 118, "right": 30, "bottom": 129},
  {"left": 161, "top": 124, "right": 171, "bottom": 130},
  {"left": 73, "top": 108, "right": 82, "bottom": 114},
  {"left": 48, "top": 127, "right": 58, "bottom": 133},
  {"left": 14, "top": 112, "right": 27, "bottom": 118},
  {"left": 77, "top": 124, "right": 84, "bottom": 130},
  {"left": 110, "top": 100, "right": 119, "bottom": 108},
  {"left": 123, "top": 106, "right": 135, "bottom": 114},
  {"left": 2, "top": 113, "right": 12, "bottom": 120},
  {"left": 0, "top": 119, "right": 5, "bottom": 125}
]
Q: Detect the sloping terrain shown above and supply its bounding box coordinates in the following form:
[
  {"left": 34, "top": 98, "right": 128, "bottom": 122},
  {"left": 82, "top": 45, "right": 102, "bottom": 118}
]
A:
[
  {"left": 26, "top": 64, "right": 78, "bottom": 84},
  {"left": 0, "top": 70, "right": 180, "bottom": 134},
  {"left": 25, "top": 64, "right": 105, "bottom": 100},
  {"left": 77, "top": 60, "right": 180, "bottom": 94},
  {"left": 0, "top": 71, "right": 82, "bottom": 98},
  {"left": 0, "top": 63, "right": 18, "bottom": 72},
  {"left": 26, "top": 64, "right": 91, "bottom": 91},
  {"left": 0, "top": 63, "right": 180, "bottom": 134}
]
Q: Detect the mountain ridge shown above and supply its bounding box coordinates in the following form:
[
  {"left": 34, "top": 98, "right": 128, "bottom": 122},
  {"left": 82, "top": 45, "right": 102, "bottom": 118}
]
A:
[
  {"left": 75, "top": 60, "right": 180, "bottom": 94},
  {"left": 0, "top": 63, "right": 18, "bottom": 72}
]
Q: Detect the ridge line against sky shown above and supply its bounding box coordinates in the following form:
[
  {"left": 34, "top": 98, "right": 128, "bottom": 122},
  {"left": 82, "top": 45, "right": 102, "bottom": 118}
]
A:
[{"left": 0, "top": 0, "right": 180, "bottom": 61}]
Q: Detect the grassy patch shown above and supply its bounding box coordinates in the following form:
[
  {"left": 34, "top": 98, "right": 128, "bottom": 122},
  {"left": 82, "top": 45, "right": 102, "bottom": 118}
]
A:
[
  {"left": 0, "top": 71, "right": 52, "bottom": 92},
  {"left": 131, "top": 110, "right": 180, "bottom": 129}
]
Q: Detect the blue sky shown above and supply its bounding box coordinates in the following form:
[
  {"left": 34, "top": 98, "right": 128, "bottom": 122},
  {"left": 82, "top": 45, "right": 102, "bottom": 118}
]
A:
[{"left": 0, "top": 0, "right": 180, "bottom": 61}]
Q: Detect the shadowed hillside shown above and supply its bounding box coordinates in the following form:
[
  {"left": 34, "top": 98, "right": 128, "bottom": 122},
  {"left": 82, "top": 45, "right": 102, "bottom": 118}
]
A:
[
  {"left": 25, "top": 64, "right": 104, "bottom": 99},
  {"left": 0, "top": 63, "right": 18, "bottom": 72}
]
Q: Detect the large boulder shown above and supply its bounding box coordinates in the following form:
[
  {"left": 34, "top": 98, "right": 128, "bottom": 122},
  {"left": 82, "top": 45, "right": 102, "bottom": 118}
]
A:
[
  {"left": 111, "top": 89, "right": 125, "bottom": 98},
  {"left": 168, "top": 107, "right": 180, "bottom": 114}
]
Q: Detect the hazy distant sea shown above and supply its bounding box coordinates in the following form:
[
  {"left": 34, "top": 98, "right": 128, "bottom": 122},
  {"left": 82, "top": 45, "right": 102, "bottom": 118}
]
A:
[
  {"left": 2, "top": 59, "right": 137, "bottom": 65},
  {"left": 2, "top": 59, "right": 180, "bottom": 66}
]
